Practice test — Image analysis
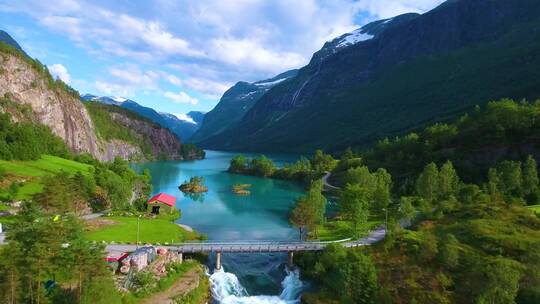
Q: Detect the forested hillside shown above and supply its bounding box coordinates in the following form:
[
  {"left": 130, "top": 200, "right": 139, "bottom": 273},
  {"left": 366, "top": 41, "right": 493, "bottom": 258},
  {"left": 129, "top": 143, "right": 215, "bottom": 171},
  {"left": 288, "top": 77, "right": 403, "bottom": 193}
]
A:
[
  {"left": 201, "top": 0, "right": 540, "bottom": 153},
  {"left": 228, "top": 98, "right": 540, "bottom": 303}
]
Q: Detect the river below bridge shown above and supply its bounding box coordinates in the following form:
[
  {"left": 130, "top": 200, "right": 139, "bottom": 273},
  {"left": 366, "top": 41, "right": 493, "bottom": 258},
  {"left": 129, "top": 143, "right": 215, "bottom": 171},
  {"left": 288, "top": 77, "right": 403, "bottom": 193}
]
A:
[{"left": 133, "top": 150, "right": 307, "bottom": 303}]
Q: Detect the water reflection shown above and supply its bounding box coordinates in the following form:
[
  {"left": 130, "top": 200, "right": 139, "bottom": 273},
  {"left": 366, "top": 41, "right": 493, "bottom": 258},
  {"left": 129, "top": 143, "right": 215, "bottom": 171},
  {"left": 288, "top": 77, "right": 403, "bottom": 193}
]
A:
[{"left": 132, "top": 150, "right": 305, "bottom": 296}]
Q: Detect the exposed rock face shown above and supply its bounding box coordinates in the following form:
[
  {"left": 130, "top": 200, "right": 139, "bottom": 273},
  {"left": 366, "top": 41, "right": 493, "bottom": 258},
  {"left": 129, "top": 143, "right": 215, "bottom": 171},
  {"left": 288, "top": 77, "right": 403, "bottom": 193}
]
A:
[
  {"left": 0, "top": 51, "right": 183, "bottom": 161},
  {"left": 0, "top": 54, "right": 101, "bottom": 157},
  {"left": 109, "top": 112, "right": 183, "bottom": 160}
]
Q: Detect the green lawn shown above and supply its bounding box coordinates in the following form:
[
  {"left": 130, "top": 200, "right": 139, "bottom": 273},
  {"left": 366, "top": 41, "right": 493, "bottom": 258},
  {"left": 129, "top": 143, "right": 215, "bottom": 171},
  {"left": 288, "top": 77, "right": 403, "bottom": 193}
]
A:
[
  {"left": 85, "top": 216, "right": 199, "bottom": 244},
  {"left": 0, "top": 155, "right": 93, "bottom": 177},
  {"left": 315, "top": 219, "right": 382, "bottom": 241},
  {"left": 0, "top": 155, "right": 93, "bottom": 200},
  {"left": 527, "top": 204, "right": 540, "bottom": 214}
]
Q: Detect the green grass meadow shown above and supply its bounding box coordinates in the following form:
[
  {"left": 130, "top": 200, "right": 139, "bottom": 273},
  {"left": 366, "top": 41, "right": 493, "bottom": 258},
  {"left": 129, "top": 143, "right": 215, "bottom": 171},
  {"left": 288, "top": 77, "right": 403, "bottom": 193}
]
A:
[
  {"left": 84, "top": 216, "right": 198, "bottom": 244},
  {"left": 0, "top": 155, "right": 93, "bottom": 200}
]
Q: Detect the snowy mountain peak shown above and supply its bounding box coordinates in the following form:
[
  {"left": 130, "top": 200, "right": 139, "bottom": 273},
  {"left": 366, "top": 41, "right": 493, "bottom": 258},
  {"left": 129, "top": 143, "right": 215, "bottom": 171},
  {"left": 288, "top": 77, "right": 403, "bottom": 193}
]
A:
[{"left": 112, "top": 96, "right": 127, "bottom": 103}]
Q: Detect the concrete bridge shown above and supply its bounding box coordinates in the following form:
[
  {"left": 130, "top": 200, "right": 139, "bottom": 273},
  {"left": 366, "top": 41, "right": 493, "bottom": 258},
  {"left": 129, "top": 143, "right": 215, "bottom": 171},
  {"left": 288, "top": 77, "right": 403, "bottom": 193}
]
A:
[{"left": 106, "top": 226, "right": 386, "bottom": 270}]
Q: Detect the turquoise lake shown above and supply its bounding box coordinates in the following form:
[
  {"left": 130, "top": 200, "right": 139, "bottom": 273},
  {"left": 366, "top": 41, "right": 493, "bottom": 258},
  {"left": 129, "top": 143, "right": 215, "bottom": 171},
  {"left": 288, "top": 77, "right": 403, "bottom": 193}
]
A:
[{"left": 133, "top": 150, "right": 306, "bottom": 296}]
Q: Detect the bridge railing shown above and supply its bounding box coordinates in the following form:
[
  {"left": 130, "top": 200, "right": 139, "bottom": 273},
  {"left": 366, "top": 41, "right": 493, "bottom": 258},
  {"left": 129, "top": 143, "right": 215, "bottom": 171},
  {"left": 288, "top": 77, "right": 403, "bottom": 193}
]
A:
[{"left": 167, "top": 237, "right": 353, "bottom": 247}]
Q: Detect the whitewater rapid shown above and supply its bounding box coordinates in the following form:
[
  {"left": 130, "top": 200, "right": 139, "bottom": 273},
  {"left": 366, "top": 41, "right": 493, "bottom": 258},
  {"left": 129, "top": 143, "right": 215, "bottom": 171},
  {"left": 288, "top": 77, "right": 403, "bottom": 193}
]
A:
[{"left": 209, "top": 267, "right": 304, "bottom": 304}]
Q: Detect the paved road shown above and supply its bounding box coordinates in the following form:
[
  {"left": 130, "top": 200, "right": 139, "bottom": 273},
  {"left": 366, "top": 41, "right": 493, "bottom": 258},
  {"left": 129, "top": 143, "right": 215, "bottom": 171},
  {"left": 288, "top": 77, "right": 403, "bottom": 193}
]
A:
[
  {"left": 80, "top": 211, "right": 109, "bottom": 220},
  {"left": 105, "top": 226, "right": 386, "bottom": 253},
  {"left": 322, "top": 171, "right": 340, "bottom": 191}
]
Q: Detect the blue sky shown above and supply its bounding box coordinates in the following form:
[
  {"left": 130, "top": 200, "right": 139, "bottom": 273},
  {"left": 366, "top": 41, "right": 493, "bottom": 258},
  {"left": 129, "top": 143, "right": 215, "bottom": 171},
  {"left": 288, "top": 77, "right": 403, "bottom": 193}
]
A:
[{"left": 0, "top": 0, "right": 444, "bottom": 116}]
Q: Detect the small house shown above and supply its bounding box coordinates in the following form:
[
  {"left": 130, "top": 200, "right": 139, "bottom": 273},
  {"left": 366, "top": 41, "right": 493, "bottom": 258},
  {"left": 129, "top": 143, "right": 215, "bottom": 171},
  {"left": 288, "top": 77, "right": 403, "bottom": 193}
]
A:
[{"left": 147, "top": 193, "right": 176, "bottom": 215}]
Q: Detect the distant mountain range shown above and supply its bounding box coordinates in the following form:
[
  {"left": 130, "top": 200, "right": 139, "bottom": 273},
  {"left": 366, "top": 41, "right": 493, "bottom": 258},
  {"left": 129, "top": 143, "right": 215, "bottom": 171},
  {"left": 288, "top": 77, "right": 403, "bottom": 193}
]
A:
[
  {"left": 193, "top": 0, "right": 540, "bottom": 153},
  {"left": 81, "top": 94, "right": 204, "bottom": 141},
  {"left": 190, "top": 69, "right": 298, "bottom": 143}
]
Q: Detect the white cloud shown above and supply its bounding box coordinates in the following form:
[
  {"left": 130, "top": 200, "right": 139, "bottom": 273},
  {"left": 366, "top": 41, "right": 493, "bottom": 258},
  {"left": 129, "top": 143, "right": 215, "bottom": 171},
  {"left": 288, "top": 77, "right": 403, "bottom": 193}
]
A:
[
  {"left": 108, "top": 65, "right": 159, "bottom": 88},
  {"left": 210, "top": 38, "right": 305, "bottom": 74},
  {"left": 180, "top": 77, "right": 231, "bottom": 96},
  {"left": 164, "top": 91, "right": 199, "bottom": 105},
  {"left": 48, "top": 63, "right": 71, "bottom": 84},
  {"left": 2, "top": 0, "right": 444, "bottom": 111},
  {"left": 354, "top": 0, "right": 445, "bottom": 19},
  {"left": 95, "top": 80, "right": 131, "bottom": 96}
]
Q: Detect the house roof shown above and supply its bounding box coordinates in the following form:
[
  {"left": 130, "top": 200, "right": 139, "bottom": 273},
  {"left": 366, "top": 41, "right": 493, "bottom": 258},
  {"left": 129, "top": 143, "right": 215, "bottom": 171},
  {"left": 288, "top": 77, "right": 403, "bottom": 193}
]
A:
[{"left": 147, "top": 193, "right": 176, "bottom": 207}]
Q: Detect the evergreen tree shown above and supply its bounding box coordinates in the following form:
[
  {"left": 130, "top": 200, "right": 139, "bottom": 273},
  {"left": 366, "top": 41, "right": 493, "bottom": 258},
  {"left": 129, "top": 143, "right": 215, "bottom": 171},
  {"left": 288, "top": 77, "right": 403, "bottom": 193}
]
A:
[
  {"left": 497, "top": 160, "right": 523, "bottom": 198},
  {"left": 523, "top": 155, "right": 540, "bottom": 204},
  {"left": 341, "top": 147, "right": 354, "bottom": 161},
  {"left": 487, "top": 168, "right": 503, "bottom": 203},
  {"left": 399, "top": 197, "right": 417, "bottom": 222},
  {"left": 438, "top": 161, "right": 459, "bottom": 200},
  {"left": 438, "top": 233, "right": 460, "bottom": 269},
  {"left": 311, "top": 150, "right": 337, "bottom": 172},
  {"left": 373, "top": 168, "right": 392, "bottom": 215},
  {"left": 416, "top": 163, "right": 439, "bottom": 202},
  {"left": 339, "top": 184, "right": 370, "bottom": 236}
]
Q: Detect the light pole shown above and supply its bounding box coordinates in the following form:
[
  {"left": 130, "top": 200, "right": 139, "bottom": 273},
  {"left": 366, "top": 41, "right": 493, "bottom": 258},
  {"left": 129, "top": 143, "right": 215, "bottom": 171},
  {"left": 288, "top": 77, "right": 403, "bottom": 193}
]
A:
[{"left": 136, "top": 215, "right": 141, "bottom": 249}]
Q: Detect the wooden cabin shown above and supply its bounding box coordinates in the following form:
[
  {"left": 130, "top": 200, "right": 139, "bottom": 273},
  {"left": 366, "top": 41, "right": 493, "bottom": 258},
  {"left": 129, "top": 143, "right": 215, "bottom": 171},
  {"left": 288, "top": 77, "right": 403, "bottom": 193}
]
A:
[{"left": 147, "top": 193, "right": 176, "bottom": 215}]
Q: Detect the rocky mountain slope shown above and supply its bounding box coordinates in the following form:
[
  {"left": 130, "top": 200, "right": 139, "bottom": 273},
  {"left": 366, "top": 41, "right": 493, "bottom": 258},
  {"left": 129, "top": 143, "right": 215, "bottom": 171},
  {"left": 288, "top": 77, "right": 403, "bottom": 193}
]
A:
[
  {"left": 84, "top": 102, "right": 186, "bottom": 160},
  {"left": 191, "top": 69, "right": 298, "bottom": 144},
  {"left": 0, "top": 33, "right": 195, "bottom": 161},
  {"left": 199, "top": 0, "right": 540, "bottom": 153},
  {"left": 81, "top": 94, "right": 204, "bottom": 141}
]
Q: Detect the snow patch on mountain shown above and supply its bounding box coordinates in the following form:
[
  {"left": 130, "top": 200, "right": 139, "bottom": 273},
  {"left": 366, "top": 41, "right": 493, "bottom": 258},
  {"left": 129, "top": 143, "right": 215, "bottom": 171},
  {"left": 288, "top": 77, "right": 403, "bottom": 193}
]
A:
[
  {"left": 255, "top": 77, "right": 288, "bottom": 87},
  {"left": 112, "top": 96, "right": 127, "bottom": 103},
  {"left": 173, "top": 113, "right": 197, "bottom": 124},
  {"left": 335, "top": 28, "right": 373, "bottom": 48}
]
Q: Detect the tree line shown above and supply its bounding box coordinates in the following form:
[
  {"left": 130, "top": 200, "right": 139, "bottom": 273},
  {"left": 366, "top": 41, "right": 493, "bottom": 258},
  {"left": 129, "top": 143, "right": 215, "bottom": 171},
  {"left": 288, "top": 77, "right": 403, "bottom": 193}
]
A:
[{"left": 291, "top": 100, "right": 540, "bottom": 304}]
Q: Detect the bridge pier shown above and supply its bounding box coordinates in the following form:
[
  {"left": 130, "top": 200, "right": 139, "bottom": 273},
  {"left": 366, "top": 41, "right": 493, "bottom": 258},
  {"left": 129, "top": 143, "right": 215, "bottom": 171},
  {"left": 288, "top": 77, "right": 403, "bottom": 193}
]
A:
[
  {"left": 288, "top": 251, "right": 294, "bottom": 268},
  {"left": 215, "top": 252, "right": 222, "bottom": 271}
]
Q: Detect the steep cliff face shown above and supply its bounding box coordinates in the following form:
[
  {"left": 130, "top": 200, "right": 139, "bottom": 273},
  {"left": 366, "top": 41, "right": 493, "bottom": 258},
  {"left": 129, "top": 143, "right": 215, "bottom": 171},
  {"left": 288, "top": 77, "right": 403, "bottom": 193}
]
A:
[
  {"left": 203, "top": 0, "right": 540, "bottom": 153},
  {"left": 81, "top": 94, "right": 205, "bottom": 141},
  {"left": 108, "top": 111, "right": 183, "bottom": 160},
  {"left": 0, "top": 40, "right": 188, "bottom": 161},
  {"left": 0, "top": 52, "right": 102, "bottom": 157}
]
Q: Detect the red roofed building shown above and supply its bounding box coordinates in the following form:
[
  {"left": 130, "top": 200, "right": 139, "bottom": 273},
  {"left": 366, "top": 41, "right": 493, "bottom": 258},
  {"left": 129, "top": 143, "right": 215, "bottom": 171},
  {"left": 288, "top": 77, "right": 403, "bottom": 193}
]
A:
[{"left": 147, "top": 193, "right": 176, "bottom": 214}]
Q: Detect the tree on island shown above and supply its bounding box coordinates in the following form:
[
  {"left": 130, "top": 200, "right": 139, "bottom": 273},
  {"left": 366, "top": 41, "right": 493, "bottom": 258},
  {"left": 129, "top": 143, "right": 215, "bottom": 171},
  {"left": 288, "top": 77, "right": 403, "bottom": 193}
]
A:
[
  {"left": 249, "top": 156, "right": 275, "bottom": 177},
  {"left": 179, "top": 176, "right": 208, "bottom": 193},
  {"left": 229, "top": 155, "right": 248, "bottom": 173}
]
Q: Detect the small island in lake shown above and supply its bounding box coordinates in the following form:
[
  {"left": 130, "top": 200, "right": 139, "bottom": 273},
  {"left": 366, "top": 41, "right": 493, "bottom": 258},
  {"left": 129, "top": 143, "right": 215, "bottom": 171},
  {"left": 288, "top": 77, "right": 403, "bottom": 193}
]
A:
[
  {"left": 179, "top": 176, "right": 208, "bottom": 193},
  {"left": 232, "top": 184, "right": 252, "bottom": 195}
]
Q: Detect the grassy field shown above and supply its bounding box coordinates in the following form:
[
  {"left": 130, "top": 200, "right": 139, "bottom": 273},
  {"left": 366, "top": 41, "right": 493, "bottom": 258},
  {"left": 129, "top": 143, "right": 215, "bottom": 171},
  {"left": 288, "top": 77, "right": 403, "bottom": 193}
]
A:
[
  {"left": 85, "top": 216, "right": 199, "bottom": 244},
  {"left": 0, "top": 155, "right": 92, "bottom": 177},
  {"left": 315, "top": 219, "right": 382, "bottom": 241},
  {"left": 527, "top": 204, "right": 540, "bottom": 214},
  {"left": 0, "top": 155, "right": 93, "bottom": 200}
]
